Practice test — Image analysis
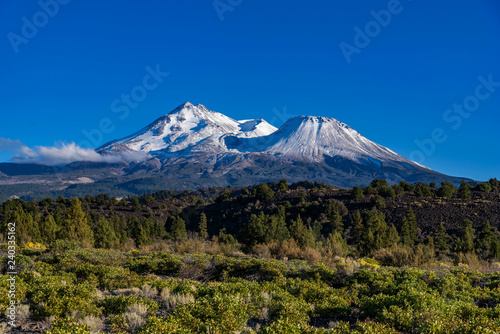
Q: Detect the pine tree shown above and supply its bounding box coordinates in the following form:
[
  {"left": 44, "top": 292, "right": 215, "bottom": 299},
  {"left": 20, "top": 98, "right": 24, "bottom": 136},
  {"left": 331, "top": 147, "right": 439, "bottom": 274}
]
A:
[
  {"left": 359, "top": 211, "right": 387, "bottom": 254},
  {"left": 256, "top": 183, "right": 274, "bottom": 200},
  {"left": 136, "top": 225, "right": 149, "bottom": 247},
  {"left": 476, "top": 221, "right": 499, "bottom": 259},
  {"left": 437, "top": 181, "right": 455, "bottom": 198},
  {"left": 132, "top": 198, "right": 142, "bottom": 212},
  {"left": 434, "top": 223, "right": 450, "bottom": 252},
  {"left": 245, "top": 212, "right": 268, "bottom": 246},
  {"left": 350, "top": 210, "right": 363, "bottom": 246},
  {"left": 171, "top": 215, "right": 187, "bottom": 241},
  {"left": 401, "top": 218, "right": 412, "bottom": 247},
  {"left": 127, "top": 216, "right": 140, "bottom": 241},
  {"left": 330, "top": 211, "right": 344, "bottom": 234},
  {"left": 461, "top": 219, "right": 475, "bottom": 253},
  {"left": 95, "top": 218, "right": 118, "bottom": 248},
  {"left": 458, "top": 180, "right": 472, "bottom": 199},
  {"left": 373, "top": 213, "right": 389, "bottom": 250},
  {"left": 199, "top": 213, "right": 208, "bottom": 239},
  {"left": 386, "top": 224, "right": 400, "bottom": 247},
  {"left": 278, "top": 179, "right": 289, "bottom": 192},
  {"left": 414, "top": 182, "right": 433, "bottom": 198},
  {"left": 59, "top": 198, "right": 94, "bottom": 246},
  {"left": 290, "top": 215, "right": 314, "bottom": 248},
  {"left": 14, "top": 203, "right": 41, "bottom": 244},
  {"left": 40, "top": 214, "right": 57, "bottom": 245},
  {"left": 270, "top": 214, "right": 289, "bottom": 242},
  {"left": 351, "top": 186, "right": 364, "bottom": 199},
  {"left": 401, "top": 206, "right": 418, "bottom": 246}
]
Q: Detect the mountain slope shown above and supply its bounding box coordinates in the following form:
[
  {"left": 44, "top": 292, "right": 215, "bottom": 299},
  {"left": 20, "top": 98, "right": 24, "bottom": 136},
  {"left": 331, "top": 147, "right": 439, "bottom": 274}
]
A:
[
  {"left": 98, "top": 102, "right": 277, "bottom": 156},
  {"left": 99, "top": 102, "right": 422, "bottom": 170},
  {"left": 225, "top": 116, "right": 420, "bottom": 168}
]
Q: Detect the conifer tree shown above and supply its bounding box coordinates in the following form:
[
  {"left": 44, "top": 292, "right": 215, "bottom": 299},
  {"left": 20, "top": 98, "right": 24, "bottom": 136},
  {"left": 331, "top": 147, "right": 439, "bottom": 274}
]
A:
[
  {"left": 278, "top": 179, "right": 289, "bottom": 192},
  {"left": 401, "top": 206, "right": 418, "bottom": 246},
  {"left": 40, "top": 214, "right": 57, "bottom": 245},
  {"left": 14, "top": 203, "right": 41, "bottom": 244},
  {"left": 245, "top": 212, "right": 268, "bottom": 246},
  {"left": 95, "top": 218, "right": 118, "bottom": 248},
  {"left": 136, "top": 225, "right": 150, "bottom": 247},
  {"left": 359, "top": 211, "right": 387, "bottom": 254},
  {"left": 269, "top": 214, "right": 289, "bottom": 242},
  {"left": 59, "top": 198, "right": 94, "bottom": 246},
  {"left": 351, "top": 186, "right": 364, "bottom": 199},
  {"left": 290, "top": 214, "right": 314, "bottom": 248},
  {"left": 350, "top": 210, "right": 363, "bottom": 246},
  {"left": 330, "top": 211, "right": 344, "bottom": 234},
  {"left": 199, "top": 213, "right": 208, "bottom": 239},
  {"left": 458, "top": 180, "right": 472, "bottom": 199},
  {"left": 386, "top": 224, "right": 400, "bottom": 247},
  {"left": 171, "top": 215, "right": 187, "bottom": 241},
  {"left": 256, "top": 183, "right": 274, "bottom": 200},
  {"left": 132, "top": 198, "right": 142, "bottom": 212},
  {"left": 437, "top": 181, "right": 455, "bottom": 198},
  {"left": 434, "top": 223, "right": 450, "bottom": 252},
  {"left": 476, "top": 221, "right": 499, "bottom": 259},
  {"left": 460, "top": 219, "right": 475, "bottom": 253},
  {"left": 401, "top": 218, "right": 412, "bottom": 247},
  {"left": 127, "top": 216, "right": 139, "bottom": 241}
]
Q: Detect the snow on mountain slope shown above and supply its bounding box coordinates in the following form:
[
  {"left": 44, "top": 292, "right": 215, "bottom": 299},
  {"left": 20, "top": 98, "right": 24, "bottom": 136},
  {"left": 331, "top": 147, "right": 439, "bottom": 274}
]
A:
[
  {"left": 262, "top": 116, "right": 412, "bottom": 164},
  {"left": 99, "top": 102, "right": 420, "bottom": 168},
  {"left": 224, "top": 116, "right": 417, "bottom": 166},
  {"left": 98, "top": 102, "right": 277, "bottom": 155}
]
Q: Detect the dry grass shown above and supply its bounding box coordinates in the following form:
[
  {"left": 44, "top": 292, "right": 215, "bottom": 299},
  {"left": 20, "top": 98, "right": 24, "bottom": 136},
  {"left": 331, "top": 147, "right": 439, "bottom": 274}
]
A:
[
  {"left": 0, "top": 322, "right": 7, "bottom": 334},
  {"left": 113, "top": 287, "right": 141, "bottom": 296},
  {"left": 124, "top": 303, "right": 149, "bottom": 330},
  {"left": 13, "top": 304, "right": 31, "bottom": 323},
  {"left": 79, "top": 315, "right": 105, "bottom": 334},
  {"left": 124, "top": 312, "right": 145, "bottom": 330},
  {"left": 161, "top": 292, "right": 195, "bottom": 311},
  {"left": 254, "top": 239, "right": 324, "bottom": 264},
  {"left": 139, "top": 284, "right": 158, "bottom": 299}
]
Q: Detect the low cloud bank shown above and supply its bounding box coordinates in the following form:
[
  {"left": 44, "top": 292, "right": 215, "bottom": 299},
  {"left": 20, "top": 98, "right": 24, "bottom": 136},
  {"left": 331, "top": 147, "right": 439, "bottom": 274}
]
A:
[{"left": 0, "top": 138, "right": 148, "bottom": 166}]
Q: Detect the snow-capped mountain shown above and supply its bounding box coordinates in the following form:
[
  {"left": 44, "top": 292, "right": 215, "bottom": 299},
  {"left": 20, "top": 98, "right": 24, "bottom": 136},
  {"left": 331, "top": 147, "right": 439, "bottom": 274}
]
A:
[
  {"left": 98, "top": 102, "right": 420, "bottom": 169},
  {"left": 98, "top": 102, "right": 277, "bottom": 156},
  {"left": 0, "top": 102, "right": 471, "bottom": 198}
]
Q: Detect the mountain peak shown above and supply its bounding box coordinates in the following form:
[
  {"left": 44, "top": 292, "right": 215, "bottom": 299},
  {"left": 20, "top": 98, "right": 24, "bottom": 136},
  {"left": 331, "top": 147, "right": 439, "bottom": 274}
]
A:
[
  {"left": 282, "top": 115, "right": 355, "bottom": 133},
  {"left": 99, "top": 102, "right": 415, "bottom": 168}
]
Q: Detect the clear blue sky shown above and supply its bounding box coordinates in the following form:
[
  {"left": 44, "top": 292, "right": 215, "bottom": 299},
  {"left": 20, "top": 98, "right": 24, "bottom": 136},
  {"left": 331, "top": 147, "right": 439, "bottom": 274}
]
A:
[{"left": 0, "top": 0, "right": 499, "bottom": 181}]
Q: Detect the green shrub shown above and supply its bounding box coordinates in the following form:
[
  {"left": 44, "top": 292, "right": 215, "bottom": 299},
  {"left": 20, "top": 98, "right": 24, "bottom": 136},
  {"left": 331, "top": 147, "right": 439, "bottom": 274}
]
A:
[
  {"left": 99, "top": 294, "right": 159, "bottom": 315},
  {"left": 45, "top": 317, "right": 92, "bottom": 334},
  {"left": 30, "top": 276, "right": 101, "bottom": 318}
]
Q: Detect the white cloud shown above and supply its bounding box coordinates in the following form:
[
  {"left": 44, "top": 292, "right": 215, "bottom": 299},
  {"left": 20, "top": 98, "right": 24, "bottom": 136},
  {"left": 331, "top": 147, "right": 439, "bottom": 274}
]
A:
[{"left": 0, "top": 138, "right": 149, "bottom": 165}]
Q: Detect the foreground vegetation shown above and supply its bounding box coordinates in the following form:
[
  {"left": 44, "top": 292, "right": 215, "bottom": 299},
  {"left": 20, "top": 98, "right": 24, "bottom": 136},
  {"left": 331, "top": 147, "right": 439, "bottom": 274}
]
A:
[
  {"left": 1, "top": 178, "right": 500, "bottom": 332},
  {"left": 2, "top": 241, "right": 500, "bottom": 333}
]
